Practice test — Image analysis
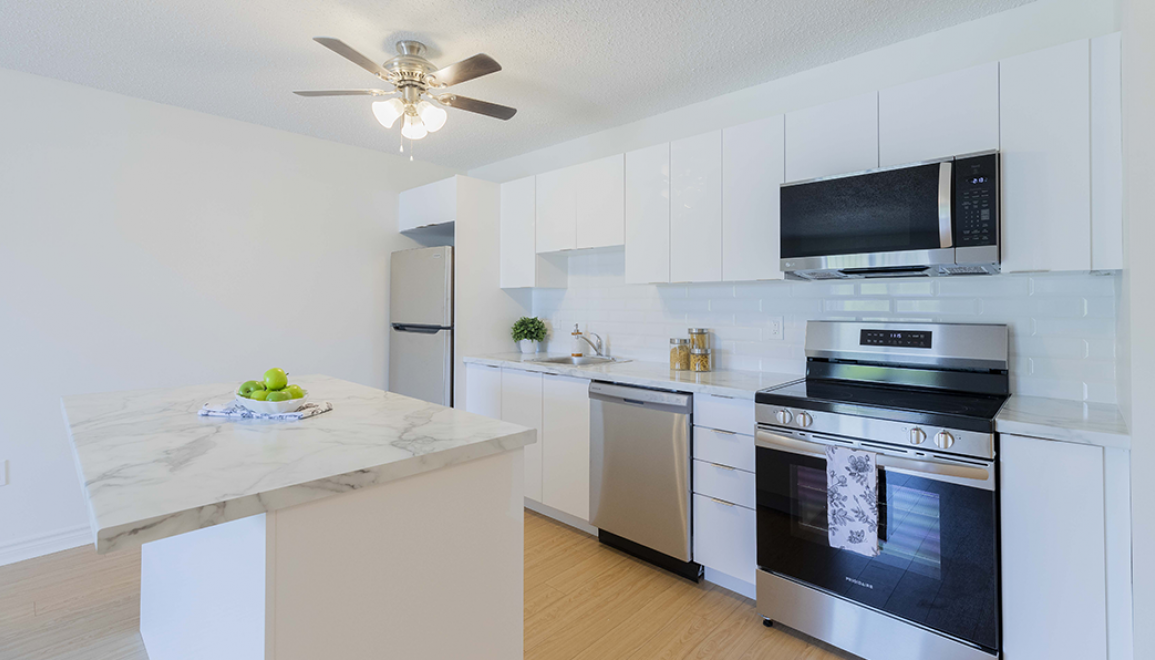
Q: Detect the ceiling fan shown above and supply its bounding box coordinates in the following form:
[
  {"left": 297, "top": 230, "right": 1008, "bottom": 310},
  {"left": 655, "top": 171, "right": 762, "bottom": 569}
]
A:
[{"left": 295, "top": 37, "right": 516, "bottom": 141}]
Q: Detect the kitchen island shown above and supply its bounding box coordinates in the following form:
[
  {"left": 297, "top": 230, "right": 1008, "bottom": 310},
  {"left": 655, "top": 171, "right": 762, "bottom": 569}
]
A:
[{"left": 62, "top": 375, "right": 535, "bottom": 660}]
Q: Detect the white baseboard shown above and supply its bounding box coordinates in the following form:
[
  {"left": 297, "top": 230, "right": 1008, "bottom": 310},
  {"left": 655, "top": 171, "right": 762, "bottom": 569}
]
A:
[
  {"left": 0, "top": 525, "right": 92, "bottom": 567},
  {"left": 704, "top": 567, "right": 756, "bottom": 599},
  {"left": 524, "top": 498, "right": 599, "bottom": 536}
]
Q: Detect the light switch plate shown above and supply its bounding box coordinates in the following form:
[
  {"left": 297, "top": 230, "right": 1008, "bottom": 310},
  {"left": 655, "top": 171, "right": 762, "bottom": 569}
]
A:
[{"left": 766, "top": 317, "right": 784, "bottom": 341}]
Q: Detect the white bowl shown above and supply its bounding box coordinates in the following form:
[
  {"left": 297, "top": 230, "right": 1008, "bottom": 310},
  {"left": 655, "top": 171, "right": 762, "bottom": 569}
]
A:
[{"left": 235, "top": 390, "right": 310, "bottom": 415}]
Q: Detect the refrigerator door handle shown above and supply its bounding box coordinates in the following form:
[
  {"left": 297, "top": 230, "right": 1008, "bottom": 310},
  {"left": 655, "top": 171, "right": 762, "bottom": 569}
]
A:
[{"left": 391, "top": 324, "right": 448, "bottom": 334}]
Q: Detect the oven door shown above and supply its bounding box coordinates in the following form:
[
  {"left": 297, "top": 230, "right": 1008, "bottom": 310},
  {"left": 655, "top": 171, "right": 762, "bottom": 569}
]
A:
[
  {"left": 755, "top": 428, "right": 999, "bottom": 654},
  {"left": 779, "top": 160, "right": 954, "bottom": 273}
]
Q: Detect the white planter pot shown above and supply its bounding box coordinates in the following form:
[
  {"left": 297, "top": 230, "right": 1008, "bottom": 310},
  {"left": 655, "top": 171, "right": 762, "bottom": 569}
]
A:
[{"left": 517, "top": 339, "right": 539, "bottom": 354}]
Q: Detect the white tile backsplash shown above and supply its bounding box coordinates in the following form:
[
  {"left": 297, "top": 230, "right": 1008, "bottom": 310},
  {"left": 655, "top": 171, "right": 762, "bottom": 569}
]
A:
[{"left": 532, "top": 249, "right": 1120, "bottom": 404}]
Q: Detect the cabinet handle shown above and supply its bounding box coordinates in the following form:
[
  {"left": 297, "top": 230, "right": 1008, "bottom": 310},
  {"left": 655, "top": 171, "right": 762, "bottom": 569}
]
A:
[
  {"left": 710, "top": 497, "right": 737, "bottom": 507},
  {"left": 711, "top": 394, "right": 738, "bottom": 400},
  {"left": 710, "top": 429, "right": 738, "bottom": 436},
  {"left": 709, "top": 462, "right": 737, "bottom": 471}
]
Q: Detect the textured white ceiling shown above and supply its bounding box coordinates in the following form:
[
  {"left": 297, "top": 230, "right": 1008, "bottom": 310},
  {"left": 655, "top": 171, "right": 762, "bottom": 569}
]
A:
[{"left": 0, "top": 0, "right": 1033, "bottom": 171}]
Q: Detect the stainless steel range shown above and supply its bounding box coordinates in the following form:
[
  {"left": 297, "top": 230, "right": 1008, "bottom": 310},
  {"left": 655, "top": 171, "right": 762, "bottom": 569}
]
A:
[{"left": 754, "top": 321, "right": 1009, "bottom": 660}]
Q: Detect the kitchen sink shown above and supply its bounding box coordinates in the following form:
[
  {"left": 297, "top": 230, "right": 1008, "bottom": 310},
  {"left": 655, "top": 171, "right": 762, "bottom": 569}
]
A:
[{"left": 528, "top": 356, "right": 628, "bottom": 366}]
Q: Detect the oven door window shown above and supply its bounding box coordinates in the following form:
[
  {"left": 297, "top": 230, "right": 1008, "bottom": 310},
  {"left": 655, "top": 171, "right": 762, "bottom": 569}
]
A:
[
  {"left": 756, "top": 447, "right": 998, "bottom": 652},
  {"left": 779, "top": 162, "right": 945, "bottom": 259}
]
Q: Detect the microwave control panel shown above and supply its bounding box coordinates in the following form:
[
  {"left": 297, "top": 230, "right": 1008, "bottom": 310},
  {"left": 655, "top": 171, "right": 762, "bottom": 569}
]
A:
[{"left": 953, "top": 153, "right": 999, "bottom": 248}]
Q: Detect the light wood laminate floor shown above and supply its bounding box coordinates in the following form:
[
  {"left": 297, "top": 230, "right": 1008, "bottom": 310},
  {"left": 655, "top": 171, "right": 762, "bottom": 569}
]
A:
[{"left": 0, "top": 511, "right": 845, "bottom": 660}]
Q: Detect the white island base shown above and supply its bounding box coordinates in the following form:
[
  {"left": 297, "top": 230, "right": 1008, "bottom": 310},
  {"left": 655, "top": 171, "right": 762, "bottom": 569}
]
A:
[{"left": 140, "top": 449, "right": 524, "bottom": 660}]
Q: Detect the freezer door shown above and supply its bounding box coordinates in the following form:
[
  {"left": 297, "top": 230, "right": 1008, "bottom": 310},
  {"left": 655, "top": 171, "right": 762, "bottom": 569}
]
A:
[
  {"left": 390, "top": 246, "right": 453, "bottom": 327},
  {"left": 388, "top": 326, "right": 452, "bottom": 406}
]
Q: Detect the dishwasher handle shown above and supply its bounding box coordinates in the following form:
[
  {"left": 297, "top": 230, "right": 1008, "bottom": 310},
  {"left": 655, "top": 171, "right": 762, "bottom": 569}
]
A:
[{"left": 588, "top": 381, "right": 692, "bottom": 413}]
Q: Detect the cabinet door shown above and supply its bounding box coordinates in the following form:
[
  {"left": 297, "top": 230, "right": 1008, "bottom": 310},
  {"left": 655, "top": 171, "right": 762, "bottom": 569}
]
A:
[
  {"left": 785, "top": 93, "right": 879, "bottom": 182},
  {"left": 722, "top": 116, "right": 785, "bottom": 282},
  {"left": 625, "top": 142, "right": 671, "bottom": 284},
  {"left": 501, "top": 369, "right": 544, "bottom": 502},
  {"left": 1000, "top": 39, "right": 1091, "bottom": 272},
  {"left": 399, "top": 176, "right": 457, "bottom": 231},
  {"left": 1001, "top": 434, "right": 1107, "bottom": 660},
  {"left": 464, "top": 363, "right": 502, "bottom": 418},
  {"left": 692, "top": 494, "right": 756, "bottom": 584},
  {"left": 541, "top": 374, "right": 591, "bottom": 520},
  {"left": 879, "top": 62, "right": 999, "bottom": 167},
  {"left": 670, "top": 131, "right": 723, "bottom": 283},
  {"left": 535, "top": 166, "right": 577, "bottom": 253},
  {"left": 575, "top": 154, "right": 625, "bottom": 249},
  {"left": 1091, "top": 32, "right": 1123, "bottom": 271}
]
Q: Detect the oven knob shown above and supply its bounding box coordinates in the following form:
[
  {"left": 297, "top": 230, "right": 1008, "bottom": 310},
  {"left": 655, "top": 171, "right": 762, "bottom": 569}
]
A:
[
  {"left": 797, "top": 412, "right": 813, "bottom": 428},
  {"left": 909, "top": 428, "right": 927, "bottom": 445},
  {"left": 775, "top": 409, "right": 793, "bottom": 425},
  {"left": 935, "top": 431, "right": 955, "bottom": 449}
]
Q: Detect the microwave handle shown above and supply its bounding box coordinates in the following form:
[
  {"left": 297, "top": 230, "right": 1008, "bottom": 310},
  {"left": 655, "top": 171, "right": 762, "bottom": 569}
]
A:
[{"left": 938, "top": 161, "right": 953, "bottom": 249}]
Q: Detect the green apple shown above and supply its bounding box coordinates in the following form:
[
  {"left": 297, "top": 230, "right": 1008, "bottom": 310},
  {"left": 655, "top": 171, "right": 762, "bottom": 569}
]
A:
[
  {"left": 284, "top": 385, "right": 305, "bottom": 400},
  {"left": 266, "top": 391, "right": 291, "bottom": 402},
  {"left": 238, "top": 380, "right": 265, "bottom": 397},
  {"left": 264, "top": 368, "right": 288, "bottom": 391},
  {"left": 249, "top": 389, "right": 270, "bottom": 401}
]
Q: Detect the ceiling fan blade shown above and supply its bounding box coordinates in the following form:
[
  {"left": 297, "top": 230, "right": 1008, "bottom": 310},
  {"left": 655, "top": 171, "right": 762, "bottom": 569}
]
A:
[
  {"left": 431, "top": 54, "right": 502, "bottom": 87},
  {"left": 313, "top": 37, "right": 389, "bottom": 78},
  {"left": 439, "top": 94, "right": 517, "bottom": 120},
  {"left": 293, "top": 90, "right": 390, "bottom": 97}
]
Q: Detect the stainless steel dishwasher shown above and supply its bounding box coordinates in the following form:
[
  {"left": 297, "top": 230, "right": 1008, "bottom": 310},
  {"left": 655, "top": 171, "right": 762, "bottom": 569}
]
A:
[{"left": 588, "top": 382, "right": 701, "bottom": 580}]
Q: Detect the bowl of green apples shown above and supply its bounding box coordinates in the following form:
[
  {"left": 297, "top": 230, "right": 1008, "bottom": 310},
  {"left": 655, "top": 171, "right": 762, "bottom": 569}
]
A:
[{"left": 235, "top": 368, "right": 309, "bottom": 414}]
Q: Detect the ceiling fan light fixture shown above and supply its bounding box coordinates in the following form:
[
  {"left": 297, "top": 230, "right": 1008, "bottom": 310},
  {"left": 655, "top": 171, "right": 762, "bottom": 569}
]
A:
[
  {"left": 401, "top": 113, "right": 429, "bottom": 140},
  {"left": 372, "top": 98, "right": 405, "bottom": 128},
  {"left": 416, "top": 101, "right": 448, "bottom": 133}
]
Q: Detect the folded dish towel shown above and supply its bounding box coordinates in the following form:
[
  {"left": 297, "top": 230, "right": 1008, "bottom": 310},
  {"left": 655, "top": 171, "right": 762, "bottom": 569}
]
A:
[
  {"left": 826, "top": 444, "right": 880, "bottom": 558},
  {"left": 198, "top": 401, "right": 334, "bottom": 422}
]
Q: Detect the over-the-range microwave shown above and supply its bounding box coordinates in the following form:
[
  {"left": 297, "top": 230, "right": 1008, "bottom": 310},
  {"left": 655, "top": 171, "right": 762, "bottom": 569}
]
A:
[{"left": 779, "top": 152, "right": 999, "bottom": 280}]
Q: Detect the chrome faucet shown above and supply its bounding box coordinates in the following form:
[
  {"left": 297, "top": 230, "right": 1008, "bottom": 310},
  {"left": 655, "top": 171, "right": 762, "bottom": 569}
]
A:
[{"left": 573, "top": 325, "right": 606, "bottom": 357}]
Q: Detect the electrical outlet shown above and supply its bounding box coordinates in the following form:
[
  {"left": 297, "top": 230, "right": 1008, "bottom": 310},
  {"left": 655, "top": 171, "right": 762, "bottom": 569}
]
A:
[
  {"left": 766, "top": 317, "right": 784, "bottom": 341},
  {"left": 0, "top": 459, "right": 7, "bottom": 487}
]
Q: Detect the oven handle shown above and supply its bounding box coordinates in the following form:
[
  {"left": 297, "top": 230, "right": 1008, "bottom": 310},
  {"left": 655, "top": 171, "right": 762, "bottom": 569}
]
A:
[
  {"left": 938, "top": 161, "right": 954, "bottom": 249},
  {"left": 756, "top": 429, "right": 994, "bottom": 489}
]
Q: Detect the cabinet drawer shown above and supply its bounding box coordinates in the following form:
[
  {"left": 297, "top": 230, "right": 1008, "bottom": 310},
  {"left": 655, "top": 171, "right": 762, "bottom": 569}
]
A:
[
  {"left": 692, "top": 493, "right": 756, "bottom": 584},
  {"left": 693, "top": 459, "right": 755, "bottom": 509},
  {"left": 693, "top": 394, "right": 755, "bottom": 435},
  {"left": 693, "top": 426, "right": 755, "bottom": 472}
]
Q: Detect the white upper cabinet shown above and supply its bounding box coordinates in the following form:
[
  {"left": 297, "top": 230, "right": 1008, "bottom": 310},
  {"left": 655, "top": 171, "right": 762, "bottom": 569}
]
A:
[
  {"left": 625, "top": 142, "right": 671, "bottom": 284},
  {"left": 1000, "top": 39, "right": 1091, "bottom": 273},
  {"left": 399, "top": 176, "right": 457, "bottom": 231},
  {"left": 722, "top": 115, "right": 786, "bottom": 282},
  {"left": 500, "top": 176, "right": 567, "bottom": 289},
  {"left": 879, "top": 62, "right": 999, "bottom": 167},
  {"left": 535, "top": 165, "right": 578, "bottom": 253},
  {"left": 574, "top": 154, "right": 625, "bottom": 249},
  {"left": 785, "top": 92, "right": 879, "bottom": 182},
  {"left": 670, "top": 131, "right": 723, "bottom": 283},
  {"left": 1091, "top": 32, "right": 1123, "bottom": 271}
]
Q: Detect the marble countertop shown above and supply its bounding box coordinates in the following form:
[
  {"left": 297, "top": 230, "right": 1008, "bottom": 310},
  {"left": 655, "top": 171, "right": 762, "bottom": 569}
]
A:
[
  {"left": 995, "top": 395, "right": 1130, "bottom": 449},
  {"left": 463, "top": 353, "right": 802, "bottom": 399},
  {"left": 62, "top": 375, "right": 535, "bottom": 554}
]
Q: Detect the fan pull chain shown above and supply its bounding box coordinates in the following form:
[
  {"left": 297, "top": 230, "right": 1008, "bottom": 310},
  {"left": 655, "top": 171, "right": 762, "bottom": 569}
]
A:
[{"left": 399, "top": 129, "right": 404, "bottom": 153}]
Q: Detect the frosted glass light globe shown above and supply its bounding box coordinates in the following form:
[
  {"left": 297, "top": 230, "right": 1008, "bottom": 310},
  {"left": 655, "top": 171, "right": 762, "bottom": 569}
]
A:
[
  {"left": 371, "top": 98, "right": 405, "bottom": 128},
  {"left": 401, "top": 113, "right": 428, "bottom": 140},
  {"left": 416, "top": 101, "right": 448, "bottom": 133}
]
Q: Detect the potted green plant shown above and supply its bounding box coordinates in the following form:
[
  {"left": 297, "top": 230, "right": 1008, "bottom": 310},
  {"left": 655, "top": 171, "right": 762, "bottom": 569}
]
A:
[{"left": 511, "top": 317, "right": 547, "bottom": 354}]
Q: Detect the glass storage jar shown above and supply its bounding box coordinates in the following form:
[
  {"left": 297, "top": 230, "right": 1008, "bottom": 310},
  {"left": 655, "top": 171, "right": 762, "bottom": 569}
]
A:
[
  {"left": 670, "top": 338, "right": 690, "bottom": 371},
  {"left": 689, "top": 328, "right": 710, "bottom": 350},
  {"left": 690, "top": 347, "right": 712, "bottom": 372}
]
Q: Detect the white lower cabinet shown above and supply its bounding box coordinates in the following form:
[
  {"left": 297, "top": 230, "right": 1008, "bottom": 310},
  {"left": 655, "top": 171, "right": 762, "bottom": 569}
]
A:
[
  {"left": 463, "top": 363, "right": 502, "bottom": 419},
  {"left": 1000, "top": 434, "right": 1122, "bottom": 660},
  {"left": 692, "top": 493, "right": 756, "bottom": 585},
  {"left": 501, "top": 368, "right": 544, "bottom": 502},
  {"left": 542, "top": 374, "right": 591, "bottom": 520}
]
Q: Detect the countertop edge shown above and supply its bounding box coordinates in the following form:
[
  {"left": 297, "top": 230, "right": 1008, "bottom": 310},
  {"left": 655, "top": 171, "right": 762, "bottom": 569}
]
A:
[
  {"left": 462, "top": 355, "right": 800, "bottom": 399},
  {"left": 91, "top": 426, "right": 535, "bottom": 554},
  {"left": 994, "top": 417, "right": 1131, "bottom": 450}
]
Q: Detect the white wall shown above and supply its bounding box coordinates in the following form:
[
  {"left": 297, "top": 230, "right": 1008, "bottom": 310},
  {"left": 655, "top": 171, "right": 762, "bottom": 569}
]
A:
[
  {"left": 470, "top": 0, "right": 1118, "bottom": 183},
  {"left": 536, "top": 251, "right": 1119, "bottom": 403},
  {"left": 0, "top": 68, "right": 458, "bottom": 564},
  {"left": 1120, "top": 0, "right": 1155, "bottom": 656}
]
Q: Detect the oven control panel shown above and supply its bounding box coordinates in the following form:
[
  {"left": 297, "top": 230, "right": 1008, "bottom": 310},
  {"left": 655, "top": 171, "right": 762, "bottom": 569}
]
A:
[
  {"left": 860, "top": 329, "right": 932, "bottom": 349},
  {"left": 754, "top": 404, "right": 995, "bottom": 461}
]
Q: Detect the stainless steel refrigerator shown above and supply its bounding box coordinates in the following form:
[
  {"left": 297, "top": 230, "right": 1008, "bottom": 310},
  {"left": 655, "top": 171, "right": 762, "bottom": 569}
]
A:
[{"left": 388, "top": 246, "right": 453, "bottom": 406}]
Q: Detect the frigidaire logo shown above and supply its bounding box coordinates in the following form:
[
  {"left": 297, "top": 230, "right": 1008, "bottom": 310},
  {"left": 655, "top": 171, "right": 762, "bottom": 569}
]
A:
[{"left": 845, "top": 576, "right": 874, "bottom": 589}]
